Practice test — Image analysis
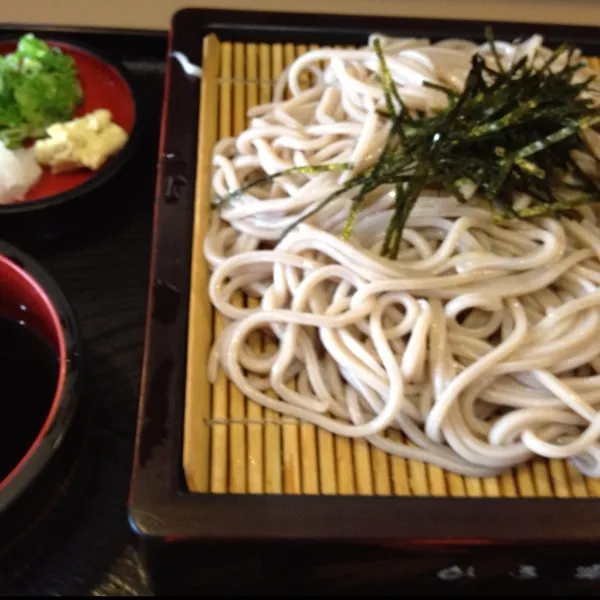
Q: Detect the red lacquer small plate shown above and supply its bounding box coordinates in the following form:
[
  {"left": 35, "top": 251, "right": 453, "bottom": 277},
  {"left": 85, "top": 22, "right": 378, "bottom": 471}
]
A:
[{"left": 0, "top": 39, "right": 136, "bottom": 204}]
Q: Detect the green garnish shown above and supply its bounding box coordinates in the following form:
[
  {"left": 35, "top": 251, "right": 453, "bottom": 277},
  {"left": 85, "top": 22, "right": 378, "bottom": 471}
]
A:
[
  {"left": 0, "top": 33, "right": 83, "bottom": 149},
  {"left": 216, "top": 28, "right": 600, "bottom": 259}
]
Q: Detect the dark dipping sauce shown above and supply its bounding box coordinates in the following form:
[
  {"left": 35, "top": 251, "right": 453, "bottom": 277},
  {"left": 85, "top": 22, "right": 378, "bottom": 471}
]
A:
[{"left": 0, "top": 316, "right": 59, "bottom": 482}]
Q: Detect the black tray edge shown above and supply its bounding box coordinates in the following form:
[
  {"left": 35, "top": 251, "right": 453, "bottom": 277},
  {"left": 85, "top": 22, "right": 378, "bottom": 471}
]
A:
[{"left": 128, "top": 7, "right": 600, "bottom": 547}]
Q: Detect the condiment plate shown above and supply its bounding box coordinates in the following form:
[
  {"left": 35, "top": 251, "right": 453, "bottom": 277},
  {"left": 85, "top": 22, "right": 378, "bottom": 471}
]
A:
[{"left": 0, "top": 36, "right": 143, "bottom": 244}]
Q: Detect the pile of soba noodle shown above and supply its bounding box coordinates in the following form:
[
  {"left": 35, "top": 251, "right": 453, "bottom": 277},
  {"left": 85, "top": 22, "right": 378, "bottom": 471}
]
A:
[{"left": 204, "top": 32, "right": 600, "bottom": 477}]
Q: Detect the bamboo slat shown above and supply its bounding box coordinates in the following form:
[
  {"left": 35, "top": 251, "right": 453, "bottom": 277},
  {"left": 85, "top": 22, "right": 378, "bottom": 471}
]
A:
[
  {"left": 245, "top": 42, "right": 265, "bottom": 496},
  {"left": 182, "top": 33, "right": 221, "bottom": 494}
]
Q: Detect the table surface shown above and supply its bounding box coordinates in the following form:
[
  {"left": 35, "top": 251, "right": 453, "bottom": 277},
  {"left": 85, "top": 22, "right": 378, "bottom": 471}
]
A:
[
  {"left": 6, "top": 0, "right": 600, "bottom": 31},
  {"left": 0, "top": 29, "right": 167, "bottom": 597}
]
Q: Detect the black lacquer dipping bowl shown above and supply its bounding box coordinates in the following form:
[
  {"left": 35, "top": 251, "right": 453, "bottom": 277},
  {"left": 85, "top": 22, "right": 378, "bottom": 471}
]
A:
[{"left": 0, "top": 240, "right": 83, "bottom": 558}]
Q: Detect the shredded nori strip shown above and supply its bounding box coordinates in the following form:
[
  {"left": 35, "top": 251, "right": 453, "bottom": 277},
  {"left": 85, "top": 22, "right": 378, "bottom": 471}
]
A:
[{"left": 216, "top": 28, "right": 600, "bottom": 259}]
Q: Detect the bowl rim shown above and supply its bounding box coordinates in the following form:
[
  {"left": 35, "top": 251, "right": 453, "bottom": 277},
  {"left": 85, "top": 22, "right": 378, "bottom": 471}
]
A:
[
  {"left": 0, "top": 239, "right": 82, "bottom": 514},
  {"left": 0, "top": 35, "right": 142, "bottom": 215}
]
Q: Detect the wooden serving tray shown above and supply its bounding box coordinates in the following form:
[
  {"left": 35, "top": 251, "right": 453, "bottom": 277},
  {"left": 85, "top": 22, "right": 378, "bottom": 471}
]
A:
[{"left": 130, "top": 8, "right": 600, "bottom": 594}]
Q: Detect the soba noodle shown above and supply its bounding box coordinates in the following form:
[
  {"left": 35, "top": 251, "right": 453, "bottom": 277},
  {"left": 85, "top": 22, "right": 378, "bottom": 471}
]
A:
[{"left": 204, "top": 33, "right": 600, "bottom": 478}]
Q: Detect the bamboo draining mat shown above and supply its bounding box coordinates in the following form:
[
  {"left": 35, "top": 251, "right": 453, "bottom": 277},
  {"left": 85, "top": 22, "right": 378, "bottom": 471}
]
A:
[{"left": 183, "top": 35, "right": 600, "bottom": 499}]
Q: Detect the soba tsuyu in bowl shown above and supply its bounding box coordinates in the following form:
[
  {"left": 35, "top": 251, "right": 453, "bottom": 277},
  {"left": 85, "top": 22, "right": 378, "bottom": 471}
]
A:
[{"left": 0, "top": 239, "right": 84, "bottom": 559}]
